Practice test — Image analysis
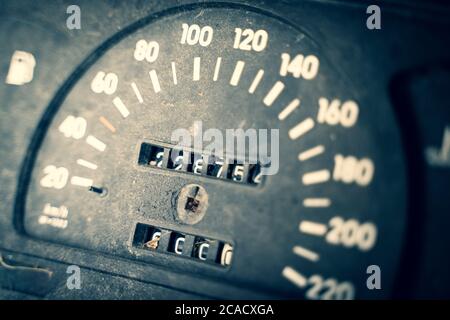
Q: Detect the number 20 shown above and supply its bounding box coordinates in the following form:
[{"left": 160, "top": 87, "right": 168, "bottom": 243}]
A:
[{"left": 40, "top": 165, "right": 69, "bottom": 189}]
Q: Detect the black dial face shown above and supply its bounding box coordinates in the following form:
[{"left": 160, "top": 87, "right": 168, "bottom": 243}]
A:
[{"left": 17, "top": 4, "right": 407, "bottom": 299}]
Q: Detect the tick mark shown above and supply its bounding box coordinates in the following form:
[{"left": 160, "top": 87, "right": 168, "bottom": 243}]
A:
[{"left": 99, "top": 116, "right": 116, "bottom": 133}]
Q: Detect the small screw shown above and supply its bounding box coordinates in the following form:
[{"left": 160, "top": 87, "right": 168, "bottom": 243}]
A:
[{"left": 175, "top": 184, "right": 208, "bottom": 225}]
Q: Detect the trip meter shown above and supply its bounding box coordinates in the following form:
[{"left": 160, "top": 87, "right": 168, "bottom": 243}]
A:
[{"left": 15, "top": 3, "right": 407, "bottom": 299}]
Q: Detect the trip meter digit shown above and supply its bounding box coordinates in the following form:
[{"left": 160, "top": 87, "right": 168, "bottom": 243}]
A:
[{"left": 15, "top": 4, "right": 407, "bottom": 299}]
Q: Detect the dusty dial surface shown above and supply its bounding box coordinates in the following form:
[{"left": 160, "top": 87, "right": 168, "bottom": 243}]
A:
[{"left": 18, "top": 4, "right": 407, "bottom": 299}]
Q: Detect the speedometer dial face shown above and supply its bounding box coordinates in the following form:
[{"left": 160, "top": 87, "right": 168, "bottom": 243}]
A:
[{"left": 17, "top": 4, "right": 407, "bottom": 299}]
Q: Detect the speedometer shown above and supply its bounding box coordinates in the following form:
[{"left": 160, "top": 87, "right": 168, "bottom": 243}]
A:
[{"left": 14, "top": 3, "right": 407, "bottom": 299}]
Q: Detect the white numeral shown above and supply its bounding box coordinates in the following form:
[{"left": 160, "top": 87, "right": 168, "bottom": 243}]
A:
[
  {"left": 193, "top": 158, "right": 203, "bottom": 174},
  {"left": 333, "top": 154, "right": 374, "bottom": 186},
  {"left": 232, "top": 165, "right": 244, "bottom": 182},
  {"left": 134, "top": 40, "right": 159, "bottom": 63},
  {"left": 306, "top": 275, "right": 354, "bottom": 300},
  {"left": 180, "top": 24, "right": 213, "bottom": 47},
  {"left": 326, "top": 216, "right": 377, "bottom": 251},
  {"left": 149, "top": 151, "right": 164, "bottom": 168},
  {"left": 317, "top": 98, "right": 359, "bottom": 128},
  {"left": 40, "top": 165, "right": 69, "bottom": 189},
  {"left": 280, "top": 53, "right": 319, "bottom": 79},
  {"left": 90, "top": 71, "right": 118, "bottom": 95},
  {"left": 58, "top": 115, "right": 86, "bottom": 139},
  {"left": 233, "top": 28, "right": 268, "bottom": 52}
]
